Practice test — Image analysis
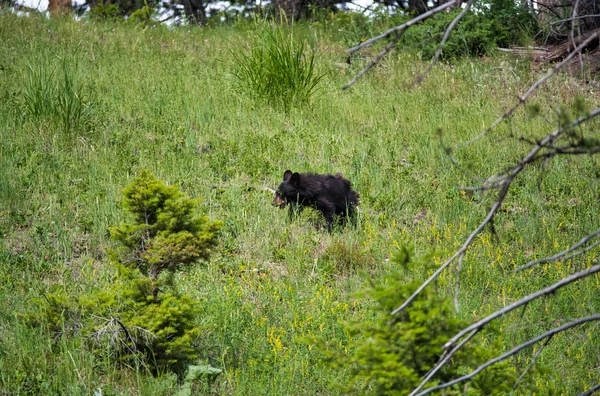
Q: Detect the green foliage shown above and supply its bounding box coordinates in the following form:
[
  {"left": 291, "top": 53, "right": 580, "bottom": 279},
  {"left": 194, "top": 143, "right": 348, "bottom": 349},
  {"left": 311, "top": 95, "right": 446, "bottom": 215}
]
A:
[
  {"left": 1, "top": 14, "right": 599, "bottom": 395},
  {"left": 232, "top": 25, "right": 327, "bottom": 111},
  {"left": 33, "top": 266, "right": 203, "bottom": 376},
  {"left": 319, "top": 247, "right": 521, "bottom": 395},
  {"left": 21, "top": 57, "right": 92, "bottom": 133},
  {"left": 27, "top": 172, "right": 222, "bottom": 377},
  {"left": 129, "top": 5, "right": 157, "bottom": 26},
  {"left": 87, "top": 3, "right": 122, "bottom": 20},
  {"left": 403, "top": 0, "right": 538, "bottom": 60},
  {"left": 110, "top": 170, "right": 221, "bottom": 287}
]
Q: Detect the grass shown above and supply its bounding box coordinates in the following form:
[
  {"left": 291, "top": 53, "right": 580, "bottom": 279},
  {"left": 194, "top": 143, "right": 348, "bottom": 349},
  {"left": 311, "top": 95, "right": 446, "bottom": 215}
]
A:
[{"left": 1, "top": 11, "right": 600, "bottom": 395}]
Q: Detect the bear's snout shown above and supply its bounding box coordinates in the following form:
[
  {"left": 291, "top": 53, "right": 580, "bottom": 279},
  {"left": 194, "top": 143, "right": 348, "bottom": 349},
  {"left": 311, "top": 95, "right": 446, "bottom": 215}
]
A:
[{"left": 272, "top": 195, "right": 286, "bottom": 209}]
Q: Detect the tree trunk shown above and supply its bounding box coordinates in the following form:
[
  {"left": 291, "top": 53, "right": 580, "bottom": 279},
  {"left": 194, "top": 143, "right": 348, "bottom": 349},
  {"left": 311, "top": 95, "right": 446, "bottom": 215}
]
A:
[
  {"left": 272, "top": 0, "right": 305, "bottom": 22},
  {"left": 407, "top": 0, "right": 427, "bottom": 14},
  {"left": 182, "top": 0, "right": 207, "bottom": 25},
  {"left": 48, "top": 0, "right": 71, "bottom": 14}
]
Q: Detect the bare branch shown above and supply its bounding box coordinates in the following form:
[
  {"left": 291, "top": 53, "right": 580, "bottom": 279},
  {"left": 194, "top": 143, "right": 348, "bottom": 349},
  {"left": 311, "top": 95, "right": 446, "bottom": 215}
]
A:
[
  {"left": 550, "top": 14, "right": 600, "bottom": 26},
  {"left": 409, "top": 329, "right": 479, "bottom": 396},
  {"left": 343, "top": 37, "right": 399, "bottom": 90},
  {"left": 512, "top": 335, "right": 551, "bottom": 392},
  {"left": 393, "top": 107, "right": 600, "bottom": 316},
  {"left": 415, "top": 315, "right": 600, "bottom": 396},
  {"left": 391, "top": 195, "right": 507, "bottom": 315},
  {"left": 445, "top": 264, "right": 600, "bottom": 350},
  {"left": 412, "top": 265, "right": 600, "bottom": 393},
  {"left": 516, "top": 227, "right": 600, "bottom": 272},
  {"left": 455, "top": 30, "right": 600, "bottom": 150},
  {"left": 579, "top": 383, "right": 600, "bottom": 396},
  {"left": 346, "top": 0, "right": 457, "bottom": 55},
  {"left": 412, "top": 0, "right": 475, "bottom": 87}
]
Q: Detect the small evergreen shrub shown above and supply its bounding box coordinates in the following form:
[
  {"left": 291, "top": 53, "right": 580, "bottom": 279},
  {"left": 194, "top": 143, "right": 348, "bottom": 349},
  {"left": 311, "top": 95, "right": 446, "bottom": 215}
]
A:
[
  {"left": 317, "top": 246, "right": 541, "bottom": 395},
  {"left": 109, "top": 170, "right": 222, "bottom": 296},
  {"left": 32, "top": 171, "right": 222, "bottom": 376},
  {"left": 232, "top": 25, "right": 327, "bottom": 111}
]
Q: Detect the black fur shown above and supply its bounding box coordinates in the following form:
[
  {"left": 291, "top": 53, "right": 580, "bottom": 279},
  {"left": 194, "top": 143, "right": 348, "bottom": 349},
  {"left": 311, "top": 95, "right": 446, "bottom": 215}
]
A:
[{"left": 272, "top": 170, "right": 359, "bottom": 232}]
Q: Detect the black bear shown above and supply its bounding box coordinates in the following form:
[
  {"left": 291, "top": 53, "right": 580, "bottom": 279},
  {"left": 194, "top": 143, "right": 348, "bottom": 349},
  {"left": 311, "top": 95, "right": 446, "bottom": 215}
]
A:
[{"left": 272, "top": 170, "right": 359, "bottom": 232}]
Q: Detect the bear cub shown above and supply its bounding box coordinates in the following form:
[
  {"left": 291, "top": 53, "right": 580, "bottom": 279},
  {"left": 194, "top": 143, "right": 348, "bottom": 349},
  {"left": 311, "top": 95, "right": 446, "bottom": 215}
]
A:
[{"left": 272, "top": 170, "right": 359, "bottom": 232}]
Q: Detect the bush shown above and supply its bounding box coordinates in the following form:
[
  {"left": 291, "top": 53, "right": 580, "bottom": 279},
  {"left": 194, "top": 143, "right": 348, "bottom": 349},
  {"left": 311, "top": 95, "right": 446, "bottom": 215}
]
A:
[
  {"left": 402, "top": 0, "right": 538, "bottom": 60},
  {"left": 317, "top": 246, "right": 541, "bottom": 395},
  {"left": 32, "top": 171, "right": 222, "bottom": 376},
  {"left": 232, "top": 25, "right": 327, "bottom": 111}
]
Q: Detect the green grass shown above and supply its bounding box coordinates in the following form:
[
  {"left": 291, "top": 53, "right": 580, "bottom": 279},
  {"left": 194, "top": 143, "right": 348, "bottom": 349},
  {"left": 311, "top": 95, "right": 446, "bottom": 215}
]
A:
[{"left": 1, "top": 12, "right": 600, "bottom": 395}]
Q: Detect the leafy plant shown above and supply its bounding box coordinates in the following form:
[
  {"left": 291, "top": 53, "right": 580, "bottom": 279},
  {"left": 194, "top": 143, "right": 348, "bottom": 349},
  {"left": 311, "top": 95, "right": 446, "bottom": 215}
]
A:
[
  {"left": 31, "top": 171, "right": 222, "bottom": 376},
  {"left": 110, "top": 170, "right": 222, "bottom": 297},
  {"left": 232, "top": 25, "right": 327, "bottom": 111},
  {"left": 402, "top": 0, "right": 538, "bottom": 60},
  {"left": 318, "top": 246, "right": 538, "bottom": 395}
]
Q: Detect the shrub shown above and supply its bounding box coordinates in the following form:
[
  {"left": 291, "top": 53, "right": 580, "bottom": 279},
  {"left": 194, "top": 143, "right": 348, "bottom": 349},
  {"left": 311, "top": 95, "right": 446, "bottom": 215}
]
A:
[
  {"left": 33, "top": 171, "right": 221, "bottom": 376},
  {"left": 109, "top": 170, "right": 222, "bottom": 297},
  {"left": 402, "top": 0, "right": 538, "bottom": 60},
  {"left": 317, "top": 246, "right": 541, "bottom": 395},
  {"left": 232, "top": 25, "right": 327, "bottom": 111}
]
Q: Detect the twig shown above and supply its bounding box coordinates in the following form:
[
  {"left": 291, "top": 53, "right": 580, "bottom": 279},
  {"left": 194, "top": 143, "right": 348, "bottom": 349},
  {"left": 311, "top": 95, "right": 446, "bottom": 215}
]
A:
[
  {"left": 415, "top": 315, "right": 600, "bottom": 396},
  {"left": 391, "top": 196, "right": 506, "bottom": 315},
  {"left": 454, "top": 30, "right": 600, "bottom": 150},
  {"left": 579, "top": 383, "right": 600, "bottom": 396},
  {"left": 394, "top": 107, "right": 600, "bottom": 316},
  {"left": 516, "top": 227, "right": 600, "bottom": 272},
  {"left": 511, "top": 336, "right": 551, "bottom": 392},
  {"left": 346, "top": 0, "right": 457, "bottom": 55},
  {"left": 445, "top": 264, "right": 600, "bottom": 350},
  {"left": 409, "top": 329, "right": 479, "bottom": 396},
  {"left": 410, "top": 263, "right": 600, "bottom": 393},
  {"left": 412, "top": 0, "right": 474, "bottom": 87},
  {"left": 570, "top": 0, "right": 583, "bottom": 76},
  {"left": 343, "top": 37, "right": 399, "bottom": 90},
  {"left": 551, "top": 14, "right": 600, "bottom": 26}
]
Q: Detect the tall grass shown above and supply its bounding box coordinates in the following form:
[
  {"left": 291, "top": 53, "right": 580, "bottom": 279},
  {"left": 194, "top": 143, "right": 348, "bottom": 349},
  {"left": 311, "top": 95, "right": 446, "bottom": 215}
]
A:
[
  {"left": 0, "top": 12, "right": 599, "bottom": 395},
  {"left": 232, "top": 25, "right": 327, "bottom": 111},
  {"left": 22, "top": 56, "right": 92, "bottom": 134}
]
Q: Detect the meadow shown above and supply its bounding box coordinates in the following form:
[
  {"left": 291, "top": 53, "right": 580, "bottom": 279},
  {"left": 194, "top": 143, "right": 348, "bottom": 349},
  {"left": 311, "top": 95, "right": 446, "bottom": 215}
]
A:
[{"left": 0, "top": 11, "right": 599, "bottom": 394}]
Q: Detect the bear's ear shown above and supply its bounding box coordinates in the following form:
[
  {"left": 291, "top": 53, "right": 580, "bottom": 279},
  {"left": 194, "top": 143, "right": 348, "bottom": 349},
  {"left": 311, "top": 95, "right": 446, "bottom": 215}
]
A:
[
  {"left": 283, "top": 170, "right": 293, "bottom": 181},
  {"left": 290, "top": 172, "right": 301, "bottom": 186}
]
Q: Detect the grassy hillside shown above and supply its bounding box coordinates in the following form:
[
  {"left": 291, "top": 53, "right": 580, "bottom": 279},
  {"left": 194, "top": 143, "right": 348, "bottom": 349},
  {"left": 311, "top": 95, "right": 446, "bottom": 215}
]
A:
[{"left": 1, "top": 11, "right": 599, "bottom": 394}]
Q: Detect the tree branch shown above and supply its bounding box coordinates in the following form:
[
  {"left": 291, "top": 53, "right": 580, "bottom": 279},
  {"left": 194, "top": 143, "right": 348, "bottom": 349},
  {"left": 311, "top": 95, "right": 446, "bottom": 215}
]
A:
[
  {"left": 412, "top": 0, "right": 474, "bottom": 87},
  {"left": 346, "top": 0, "right": 458, "bottom": 55},
  {"left": 415, "top": 315, "right": 600, "bottom": 396},
  {"left": 454, "top": 30, "right": 600, "bottom": 150},
  {"left": 516, "top": 227, "right": 600, "bottom": 272}
]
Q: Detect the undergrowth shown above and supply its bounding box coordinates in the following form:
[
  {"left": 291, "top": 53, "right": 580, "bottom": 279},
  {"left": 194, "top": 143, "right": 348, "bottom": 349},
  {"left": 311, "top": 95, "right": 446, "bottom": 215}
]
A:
[{"left": 0, "top": 12, "right": 598, "bottom": 395}]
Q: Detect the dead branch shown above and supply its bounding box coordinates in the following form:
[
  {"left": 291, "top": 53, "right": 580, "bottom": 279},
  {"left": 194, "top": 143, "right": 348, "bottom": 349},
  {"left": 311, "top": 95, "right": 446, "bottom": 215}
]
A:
[
  {"left": 409, "top": 329, "right": 479, "bottom": 396},
  {"left": 415, "top": 314, "right": 600, "bottom": 396},
  {"left": 346, "top": 0, "right": 457, "bottom": 55},
  {"left": 579, "top": 383, "right": 600, "bottom": 396},
  {"left": 551, "top": 14, "right": 600, "bottom": 26},
  {"left": 395, "top": 107, "right": 600, "bottom": 317},
  {"left": 446, "top": 264, "right": 600, "bottom": 349},
  {"left": 411, "top": 265, "right": 600, "bottom": 393},
  {"left": 516, "top": 227, "right": 600, "bottom": 272},
  {"left": 412, "top": 0, "right": 475, "bottom": 87},
  {"left": 343, "top": 0, "right": 458, "bottom": 90},
  {"left": 455, "top": 30, "right": 600, "bottom": 151}
]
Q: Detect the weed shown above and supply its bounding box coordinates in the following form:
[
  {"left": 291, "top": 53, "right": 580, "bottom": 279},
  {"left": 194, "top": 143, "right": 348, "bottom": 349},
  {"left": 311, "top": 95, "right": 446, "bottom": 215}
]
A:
[{"left": 232, "top": 25, "right": 327, "bottom": 111}]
